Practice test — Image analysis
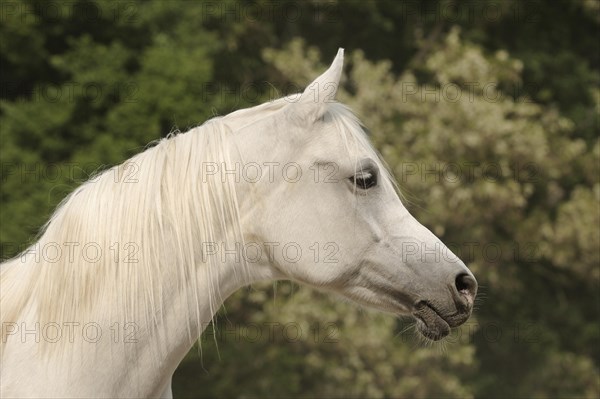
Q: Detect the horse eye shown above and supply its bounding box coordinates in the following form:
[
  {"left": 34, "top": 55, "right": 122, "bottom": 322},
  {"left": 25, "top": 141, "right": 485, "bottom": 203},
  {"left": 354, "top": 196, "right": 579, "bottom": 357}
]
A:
[{"left": 350, "top": 169, "right": 377, "bottom": 190}]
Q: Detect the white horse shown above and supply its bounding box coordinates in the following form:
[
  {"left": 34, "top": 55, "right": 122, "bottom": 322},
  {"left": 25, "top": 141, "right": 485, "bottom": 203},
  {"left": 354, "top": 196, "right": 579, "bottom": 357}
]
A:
[{"left": 0, "top": 49, "right": 477, "bottom": 398}]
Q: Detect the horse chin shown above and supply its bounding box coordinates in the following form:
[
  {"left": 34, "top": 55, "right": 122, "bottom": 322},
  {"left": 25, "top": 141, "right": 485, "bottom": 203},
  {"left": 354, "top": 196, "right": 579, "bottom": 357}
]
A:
[{"left": 412, "top": 302, "right": 451, "bottom": 341}]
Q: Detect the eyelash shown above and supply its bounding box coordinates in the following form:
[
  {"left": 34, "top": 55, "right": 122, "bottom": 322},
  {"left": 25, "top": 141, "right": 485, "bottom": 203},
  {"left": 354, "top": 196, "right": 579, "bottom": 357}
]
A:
[{"left": 349, "top": 169, "right": 378, "bottom": 190}]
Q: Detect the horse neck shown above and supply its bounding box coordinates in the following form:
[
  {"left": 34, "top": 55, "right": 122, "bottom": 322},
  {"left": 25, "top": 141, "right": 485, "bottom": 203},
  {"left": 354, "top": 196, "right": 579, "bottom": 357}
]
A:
[
  {"left": 120, "top": 227, "right": 280, "bottom": 395},
  {"left": 0, "top": 249, "right": 263, "bottom": 396},
  {"left": 1, "top": 137, "right": 280, "bottom": 395}
]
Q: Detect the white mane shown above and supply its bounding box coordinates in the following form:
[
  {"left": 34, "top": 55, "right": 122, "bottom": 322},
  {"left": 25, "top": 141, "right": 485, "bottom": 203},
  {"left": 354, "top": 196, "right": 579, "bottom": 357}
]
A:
[{"left": 0, "top": 99, "right": 395, "bottom": 356}]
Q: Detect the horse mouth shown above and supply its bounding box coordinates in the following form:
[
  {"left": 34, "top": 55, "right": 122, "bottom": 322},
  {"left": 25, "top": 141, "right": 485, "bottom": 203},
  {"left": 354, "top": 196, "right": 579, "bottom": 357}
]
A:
[{"left": 412, "top": 302, "right": 450, "bottom": 341}]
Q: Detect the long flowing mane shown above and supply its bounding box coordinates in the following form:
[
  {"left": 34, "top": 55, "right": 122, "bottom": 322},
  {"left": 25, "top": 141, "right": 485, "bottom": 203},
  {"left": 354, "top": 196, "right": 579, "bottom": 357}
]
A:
[
  {"left": 1, "top": 116, "right": 244, "bottom": 353},
  {"left": 0, "top": 99, "right": 395, "bottom": 355}
]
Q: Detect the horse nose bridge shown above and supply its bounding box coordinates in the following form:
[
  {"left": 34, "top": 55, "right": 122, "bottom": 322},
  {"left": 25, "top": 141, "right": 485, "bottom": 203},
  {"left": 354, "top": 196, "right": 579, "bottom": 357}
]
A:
[
  {"left": 390, "top": 216, "right": 475, "bottom": 284},
  {"left": 394, "top": 216, "right": 459, "bottom": 263},
  {"left": 398, "top": 236, "right": 461, "bottom": 269}
]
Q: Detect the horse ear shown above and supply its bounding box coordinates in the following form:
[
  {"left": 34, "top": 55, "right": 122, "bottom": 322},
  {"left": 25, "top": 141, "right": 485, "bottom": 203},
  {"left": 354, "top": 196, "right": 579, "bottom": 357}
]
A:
[{"left": 286, "top": 48, "right": 344, "bottom": 123}]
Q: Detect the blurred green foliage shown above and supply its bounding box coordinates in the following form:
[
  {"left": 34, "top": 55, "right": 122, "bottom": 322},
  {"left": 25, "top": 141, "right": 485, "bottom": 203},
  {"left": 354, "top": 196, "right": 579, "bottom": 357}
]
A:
[{"left": 1, "top": 0, "right": 598, "bottom": 397}]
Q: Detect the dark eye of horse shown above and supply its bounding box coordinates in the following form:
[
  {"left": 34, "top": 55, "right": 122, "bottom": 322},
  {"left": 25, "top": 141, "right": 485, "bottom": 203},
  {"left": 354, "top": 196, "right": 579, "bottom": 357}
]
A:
[{"left": 350, "top": 169, "right": 377, "bottom": 189}]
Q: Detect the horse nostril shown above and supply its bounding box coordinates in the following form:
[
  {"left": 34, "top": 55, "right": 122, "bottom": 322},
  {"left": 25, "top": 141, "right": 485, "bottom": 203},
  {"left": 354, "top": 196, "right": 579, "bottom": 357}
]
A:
[{"left": 455, "top": 273, "right": 477, "bottom": 301}]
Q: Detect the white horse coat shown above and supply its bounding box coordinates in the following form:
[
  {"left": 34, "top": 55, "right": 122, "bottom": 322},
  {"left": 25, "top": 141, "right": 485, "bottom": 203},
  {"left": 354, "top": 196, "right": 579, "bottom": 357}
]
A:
[{"left": 0, "top": 49, "right": 476, "bottom": 397}]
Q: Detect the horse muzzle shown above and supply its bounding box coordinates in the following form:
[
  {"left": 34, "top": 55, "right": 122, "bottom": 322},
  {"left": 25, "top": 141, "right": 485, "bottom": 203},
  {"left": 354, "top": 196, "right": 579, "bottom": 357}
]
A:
[{"left": 412, "top": 273, "right": 477, "bottom": 341}]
